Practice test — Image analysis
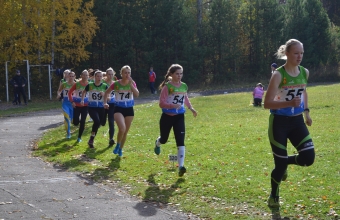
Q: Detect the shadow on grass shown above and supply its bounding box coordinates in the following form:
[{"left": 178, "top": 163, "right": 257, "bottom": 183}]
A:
[
  {"left": 84, "top": 156, "right": 121, "bottom": 184},
  {"left": 131, "top": 173, "right": 186, "bottom": 217},
  {"left": 145, "top": 173, "right": 186, "bottom": 202}
]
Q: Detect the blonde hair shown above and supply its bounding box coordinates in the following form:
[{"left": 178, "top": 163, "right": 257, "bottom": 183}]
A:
[
  {"left": 106, "top": 67, "right": 116, "bottom": 75},
  {"left": 63, "top": 69, "right": 71, "bottom": 78},
  {"left": 120, "top": 65, "right": 131, "bottom": 75},
  {"left": 159, "top": 64, "right": 183, "bottom": 90},
  {"left": 81, "top": 69, "right": 88, "bottom": 75},
  {"left": 275, "top": 39, "right": 303, "bottom": 60}
]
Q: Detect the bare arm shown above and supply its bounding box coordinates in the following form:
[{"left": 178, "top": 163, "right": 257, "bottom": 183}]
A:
[
  {"left": 57, "top": 83, "right": 63, "bottom": 99},
  {"left": 303, "top": 68, "right": 312, "bottom": 126},
  {"left": 129, "top": 79, "right": 139, "bottom": 98},
  {"left": 103, "top": 86, "right": 113, "bottom": 109}
]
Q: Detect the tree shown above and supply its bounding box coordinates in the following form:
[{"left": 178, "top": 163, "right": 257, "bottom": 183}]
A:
[
  {"left": 302, "top": 0, "right": 331, "bottom": 67},
  {"left": 0, "top": 0, "right": 97, "bottom": 67},
  {"left": 321, "top": 0, "right": 340, "bottom": 26},
  {"left": 238, "top": 0, "right": 284, "bottom": 80},
  {"left": 206, "top": 0, "right": 240, "bottom": 83}
]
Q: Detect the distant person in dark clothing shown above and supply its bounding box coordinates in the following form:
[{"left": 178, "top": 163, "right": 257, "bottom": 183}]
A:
[
  {"left": 10, "top": 77, "right": 19, "bottom": 105},
  {"left": 271, "top": 63, "right": 278, "bottom": 74},
  {"left": 11, "top": 70, "right": 27, "bottom": 105}
]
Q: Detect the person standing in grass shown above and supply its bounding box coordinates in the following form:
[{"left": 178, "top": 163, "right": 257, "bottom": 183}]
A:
[
  {"left": 103, "top": 65, "right": 139, "bottom": 157},
  {"left": 103, "top": 67, "right": 118, "bottom": 146},
  {"left": 148, "top": 66, "right": 156, "bottom": 94},
  {"left": 57, "top": 71, "right": 76, "bottom": 139},
  {"left": 154, "top": 64, "right": 197, "bottom": 177},
  {"left": 264, "top": 39, "right": 315, "bottom": 213},
  {"left": 68, "top": 70, "right": 89, "bottom": 143},
  {"left": 81, "top": 70, "right": 108, "bottom": 148},
  {"left": 253, "top": 83, "right": 264, "bottom": 107}
]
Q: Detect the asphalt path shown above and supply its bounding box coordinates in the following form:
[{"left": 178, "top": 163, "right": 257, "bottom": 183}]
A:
[{"left": 0, "top": 100, "right": 200, "bottom": 220}]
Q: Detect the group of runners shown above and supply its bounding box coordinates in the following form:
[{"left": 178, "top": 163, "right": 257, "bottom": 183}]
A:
[
  {"left": 55, "top": 38, "right": 316, "bottom": 215},
  {"left": 56, "top": 64, "right": 197, "bottom": 177}
]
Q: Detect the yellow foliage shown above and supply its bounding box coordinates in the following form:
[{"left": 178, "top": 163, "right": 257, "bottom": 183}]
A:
[{"left": 0, "top": 0, "right": 98, "bottom": 66}]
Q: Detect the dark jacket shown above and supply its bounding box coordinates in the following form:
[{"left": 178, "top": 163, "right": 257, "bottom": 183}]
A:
[{"left": 11, "top": 75, "right": 27, "bottom": 86}]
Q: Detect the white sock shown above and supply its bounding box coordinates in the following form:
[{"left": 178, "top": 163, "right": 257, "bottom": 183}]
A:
[
  {"left": 177, "top": 146, "right": 185, "bottom": 167},
  {"left": 156, "top": 137, "right": 161, "bottom": 147}
]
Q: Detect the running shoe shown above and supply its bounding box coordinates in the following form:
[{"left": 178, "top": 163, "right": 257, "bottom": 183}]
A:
[
  {"left": 113, "top": 145, "right": 120, "bottom": 154},
  {"left": 271, "top": 211, "right": 282, "bottom": 220},
  {"left": 178, "top": 166, "right": 186, "bottom": 177},
  {"left": 154, "top": 138, "right": 161, "bottom": 155},
  {"left": 88, "top": 139, "right": 94, "bottom": 148},
  {"left": 282, "top": 170, "right": 288, "bottom": 181},
  {"left": 66, "top": 133, "right": 71, "bottom": 139},
  {"left": 109, "top": 139, "right": 115, "bottom": 146},
  {"left": 77, "top": 138, "right": 82, "bottom": 143},
  {"left": 267, "top": 196, "right": 280, "bottom": 209},
  {"left": 118, "top": 148, "right": 123, "bottom": 157}
]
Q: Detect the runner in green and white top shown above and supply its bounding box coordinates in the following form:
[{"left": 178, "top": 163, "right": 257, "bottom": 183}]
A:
[
  {"left": 103, "top": 67, "right": 118, "bottom": 146},
  {"left": 68, "top": 70, "right": 89, "bottom": 143},
  {"left": 103, "top": 65, "right": 139, "bottom": 157},
  {"left": 57, "top": 71, "right": 75, "bottom": 139},
  {"left": 81, "top": 70, "right": 108, "bottom": 148},
  {"left": 154, "top": 64, "right": 197, "bottom": 177},
  {"left": 264, "top": 39, "right": 315, "bottom": 217}
]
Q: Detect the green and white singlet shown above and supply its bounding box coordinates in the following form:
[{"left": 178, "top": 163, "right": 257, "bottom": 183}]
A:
[
  {"left": 162, "top": 82, "right": 188, "bottom": 114},
  {"left": 73, "top": 81, "right": 88, "bottom": 104},
  {"left": 270, "top": 66, "right": 307, "bottom": 116},
  {"left": 62, "top": 82, "right": 73, "bottom": 102},
  {"left": 87, "top": 82, "right": 108, "bottom": 108}
]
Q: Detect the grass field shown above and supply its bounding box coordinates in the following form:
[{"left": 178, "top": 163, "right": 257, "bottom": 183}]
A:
[
  {"left": 0, "top": 100, "right": 60, "bottom": 117},
  {"left": 33, "top": 83, "right": 340, "bottom": 220}
]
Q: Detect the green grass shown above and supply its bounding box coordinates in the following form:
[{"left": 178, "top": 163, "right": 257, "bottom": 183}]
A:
[
  {"left": 0, "top": 100, "right": 60, "bottom": 117},
  {"left": 33, "top": 84, "right": 340, "bottom": 220}
]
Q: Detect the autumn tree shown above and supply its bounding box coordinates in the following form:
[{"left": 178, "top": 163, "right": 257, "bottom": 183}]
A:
[{"left": 0, "top": 0, "right": 97, "bottom": 67}]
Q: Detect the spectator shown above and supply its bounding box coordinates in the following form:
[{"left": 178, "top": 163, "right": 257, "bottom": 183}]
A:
[
  {"left": 10, "top": 76, "right": 18, "bottom": 105},
  {"left": 11, "top": 70, "right": 27, "bottom": 105},
  {"left": 271, "top": 63, "right": 278, "bottom": 74},
  {"left": 148, "top": 67, "right": 156, "bottom": 94},
  {"left": 253, "top": 83, "right": 264, "bottom": 107}
]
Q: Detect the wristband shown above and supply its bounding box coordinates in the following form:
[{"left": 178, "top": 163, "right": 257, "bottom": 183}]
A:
[{"left": 304, "top": 108, "right": 310, "bottom": 112}]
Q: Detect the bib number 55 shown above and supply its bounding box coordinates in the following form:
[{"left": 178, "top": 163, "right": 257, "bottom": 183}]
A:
[{"left": 285, "top": 89, "right": 304, "bottom": 101}]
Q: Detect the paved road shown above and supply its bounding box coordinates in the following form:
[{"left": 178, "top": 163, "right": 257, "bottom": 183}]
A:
[{"left": 0, "top": 108, "right": 198, "bottom": 220}]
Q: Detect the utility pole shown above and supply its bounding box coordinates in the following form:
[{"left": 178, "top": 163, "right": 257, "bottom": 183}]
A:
[
  {"left": 23, "top": 60, "right": 31, "bottom": 100},
  {"left": 5, "top": 61, "right": 10, "bottom": 102}
]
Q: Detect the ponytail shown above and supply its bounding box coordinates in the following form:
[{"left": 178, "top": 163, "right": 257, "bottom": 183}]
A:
[
  {"left": 275, "top": 39, "right": 303, "bottom": 60},
  {"left": 158, "top": 64, "right": 183, "bottom": 90}
]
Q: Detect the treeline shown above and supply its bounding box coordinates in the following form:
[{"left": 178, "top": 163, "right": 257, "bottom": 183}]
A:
[
  {"left": 85, "top": 0, "right": 340, "bottom": 86},
  {"left": 1, "top": 0, "right": 340, "bottom": 100}
]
